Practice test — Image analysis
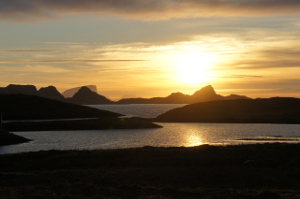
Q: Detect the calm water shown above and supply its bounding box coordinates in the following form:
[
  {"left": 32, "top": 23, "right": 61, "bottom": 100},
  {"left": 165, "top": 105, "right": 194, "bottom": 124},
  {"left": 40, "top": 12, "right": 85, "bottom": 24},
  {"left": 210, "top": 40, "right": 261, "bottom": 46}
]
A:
[
  {"left": 1, "top": 104, "right": 300, "bottom": 154},
  {"left": 87, "top": 104, "right": 185, "bottom": 118}
]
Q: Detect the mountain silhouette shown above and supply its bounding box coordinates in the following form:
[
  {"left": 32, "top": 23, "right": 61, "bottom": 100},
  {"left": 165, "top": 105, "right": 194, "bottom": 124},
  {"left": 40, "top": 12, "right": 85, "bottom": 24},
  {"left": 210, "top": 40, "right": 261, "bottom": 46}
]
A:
[
  {"left": 190, "top": 85, "right": 219, "bottom": 103},
  {"left": 62, "top": 85, "right": 97, "bottom": 98},
  {"left": 117, "top": 85, "right": 249, "bottom": 104},
  {"left": 38, "top": 86, "right": 64, "bottom": 100},
  {"left": 0, "top": 84, "right": 249, "bottom": 105},
  {"left": 154, "top": 97, "right": 300, "bottom": 124},
  {"left": 0, "top": 84, "right": 37, "bottom": 95},
  {"left": 70, "top": 86, "right": 114, "bottom": 104},
  {"left": 0, "top": 84, "right": 65, "bottom": 100}
]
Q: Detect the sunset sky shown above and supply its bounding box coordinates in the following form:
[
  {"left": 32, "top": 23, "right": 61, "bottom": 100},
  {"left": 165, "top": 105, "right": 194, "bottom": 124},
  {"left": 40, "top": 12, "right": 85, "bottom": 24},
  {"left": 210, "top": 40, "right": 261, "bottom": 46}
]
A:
[{"left": 1, "top": 0, "right": 300, "bottom": 100}]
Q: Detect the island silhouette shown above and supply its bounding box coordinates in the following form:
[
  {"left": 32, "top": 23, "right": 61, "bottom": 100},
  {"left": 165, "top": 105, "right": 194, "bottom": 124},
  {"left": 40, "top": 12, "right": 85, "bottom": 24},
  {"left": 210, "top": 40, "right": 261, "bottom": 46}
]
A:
[{"left": 154, "top": 97, "right": 300, "bottom": 124}]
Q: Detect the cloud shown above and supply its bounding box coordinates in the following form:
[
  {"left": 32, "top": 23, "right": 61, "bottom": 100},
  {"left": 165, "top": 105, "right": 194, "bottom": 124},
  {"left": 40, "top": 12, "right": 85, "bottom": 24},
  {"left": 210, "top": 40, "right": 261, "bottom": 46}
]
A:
[
  {"left": 39, "top": 42, "right": 89, "bottom": 45},
  {"left": 231, "top": 60, "right": 300, "bottom": 69},
  {"left": 258, "top": 48, "right": 300, "bottom": 60},
  {"left": 223, "top": 47, "right": 300, "bottom": 70},
  {"left": 222, "top": 75, "right": 265, "bottom": 78},
  {"left": 0, "top": 59, "right": 147, "bottom": 63},
  {"left": 0, "top": 50, "right": 57, "bottom": 53},
  {"left": 1, "top": 0, "right": 300, "bottom": 22}
]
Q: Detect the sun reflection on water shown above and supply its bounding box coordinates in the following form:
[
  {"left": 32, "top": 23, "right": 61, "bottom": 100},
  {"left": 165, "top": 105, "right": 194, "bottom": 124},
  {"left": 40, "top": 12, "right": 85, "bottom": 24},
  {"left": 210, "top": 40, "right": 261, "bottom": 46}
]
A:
[{"left": 185, "top": 130, "right": 205, "bottom": 147}]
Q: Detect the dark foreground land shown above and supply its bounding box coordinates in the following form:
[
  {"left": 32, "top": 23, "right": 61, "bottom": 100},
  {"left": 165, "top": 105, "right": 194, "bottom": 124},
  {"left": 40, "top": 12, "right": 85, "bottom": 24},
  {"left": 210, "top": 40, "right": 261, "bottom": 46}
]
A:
[{"left": 1, "top": 143, "right": 300, "bottom": 198}]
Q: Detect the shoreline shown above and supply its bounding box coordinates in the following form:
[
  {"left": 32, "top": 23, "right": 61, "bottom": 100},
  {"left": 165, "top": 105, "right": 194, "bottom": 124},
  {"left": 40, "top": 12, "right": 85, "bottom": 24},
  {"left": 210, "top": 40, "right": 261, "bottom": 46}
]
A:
[
  {"left": 2, "top": 117, "right": 161, "bottom": 132},
  {"left": 0, "top": 132, "right": 31, "bottom": 146}
]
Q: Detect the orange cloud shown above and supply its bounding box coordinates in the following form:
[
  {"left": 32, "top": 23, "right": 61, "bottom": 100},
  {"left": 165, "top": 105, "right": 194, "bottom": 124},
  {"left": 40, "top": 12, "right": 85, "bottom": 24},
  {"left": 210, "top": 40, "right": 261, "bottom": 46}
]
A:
[
  {"left": 1, "top": 0, "right": 300, "bottom": 22},
  {"left": 0, "top": 60, "right": 147, "bottom": 63}
]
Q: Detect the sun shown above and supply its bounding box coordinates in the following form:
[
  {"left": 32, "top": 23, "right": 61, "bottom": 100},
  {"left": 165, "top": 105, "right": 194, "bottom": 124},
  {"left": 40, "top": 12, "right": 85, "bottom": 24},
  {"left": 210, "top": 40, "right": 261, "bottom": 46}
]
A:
[{"left": 176, "top": 53, "right": 214, "bottom": 84}]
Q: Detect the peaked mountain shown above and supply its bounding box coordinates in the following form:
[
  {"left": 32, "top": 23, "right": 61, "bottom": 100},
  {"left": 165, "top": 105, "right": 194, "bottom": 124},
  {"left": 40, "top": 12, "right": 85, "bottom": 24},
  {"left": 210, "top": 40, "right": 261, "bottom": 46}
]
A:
[
  {"left": 38, "top": 86, "right": 64, "bottom": 100},
  {"left": 117, "top": 85, "right": 249, "bottom": 104},
  {"left": 62, "top": 85, "right": 98, "bottom": 98},
  {"left": 190, "top": 85, "right": 219, "bottom": 103},
  {"left": 70, "top": 86, "right": 114, "bottom": 104}
]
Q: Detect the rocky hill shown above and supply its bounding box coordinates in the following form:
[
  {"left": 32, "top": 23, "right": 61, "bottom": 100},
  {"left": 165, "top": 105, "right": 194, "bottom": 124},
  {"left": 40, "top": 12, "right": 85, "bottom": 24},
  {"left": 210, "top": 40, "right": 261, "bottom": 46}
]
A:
[
  {"left": 62, "top": 85, "right": 98, "bottom": 98},
  {"left": 38, "top": 86, "right": 64, "bottom": 100},
  {"left": 69, "top": 86, "right": 114, "bottom": 104}
]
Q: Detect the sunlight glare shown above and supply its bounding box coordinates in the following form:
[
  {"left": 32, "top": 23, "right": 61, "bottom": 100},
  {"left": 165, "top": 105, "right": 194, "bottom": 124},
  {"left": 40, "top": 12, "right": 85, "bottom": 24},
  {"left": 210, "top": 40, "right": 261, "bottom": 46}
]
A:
[{"left": 176, "top": 53, "right": 214, "bottom": 84}]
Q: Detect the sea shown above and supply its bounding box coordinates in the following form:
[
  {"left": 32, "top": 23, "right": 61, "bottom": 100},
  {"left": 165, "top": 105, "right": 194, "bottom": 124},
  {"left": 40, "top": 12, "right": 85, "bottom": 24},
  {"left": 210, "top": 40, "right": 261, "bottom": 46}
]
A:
[{"left": 1, "top": 104, "right": 300, "bottom": 154}]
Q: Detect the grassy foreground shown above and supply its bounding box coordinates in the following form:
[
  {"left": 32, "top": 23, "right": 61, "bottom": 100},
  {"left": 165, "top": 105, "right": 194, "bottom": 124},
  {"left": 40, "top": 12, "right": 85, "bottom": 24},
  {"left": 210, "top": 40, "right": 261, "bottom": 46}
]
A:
[{"left": 1, "top": 143, "right": 300, "bottom": 198}]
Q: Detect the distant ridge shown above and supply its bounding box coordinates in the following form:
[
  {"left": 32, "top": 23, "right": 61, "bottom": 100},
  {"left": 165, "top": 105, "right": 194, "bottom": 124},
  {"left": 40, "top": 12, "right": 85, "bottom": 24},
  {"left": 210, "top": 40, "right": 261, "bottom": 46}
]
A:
[
  {"left": 154, "top": 97, "right": 300, "bottom": 124},
  {"left": 117, "top": 85, "right": 249, "bottom": 104},
  {"left": 0, "top": 84, "right": 250, "bottom": 105},
  {"left": 0, "top": 84, "right": 64, "bottom": 100},
  {"left": 62, "top": 85, "right": 97, "bottom": 98},
  {"left": 0, "top": 84, "right": 112, "bottom": 105}
]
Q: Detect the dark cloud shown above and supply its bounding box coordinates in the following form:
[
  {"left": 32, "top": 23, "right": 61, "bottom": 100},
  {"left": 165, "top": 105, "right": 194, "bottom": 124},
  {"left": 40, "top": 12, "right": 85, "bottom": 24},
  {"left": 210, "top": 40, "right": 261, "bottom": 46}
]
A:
[{"left": 1, "top": 0, "right": 300, "bottom": 22}]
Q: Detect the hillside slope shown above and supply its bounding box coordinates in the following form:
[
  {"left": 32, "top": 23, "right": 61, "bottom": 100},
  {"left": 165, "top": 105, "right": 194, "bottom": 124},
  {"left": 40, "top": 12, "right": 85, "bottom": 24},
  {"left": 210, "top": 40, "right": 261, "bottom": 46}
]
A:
[
  {"left": 0, "top": 94, "right": 120, "bottom": 120},
  {"left": 154, "top": 97, "right": 300, "bottom": 124}
]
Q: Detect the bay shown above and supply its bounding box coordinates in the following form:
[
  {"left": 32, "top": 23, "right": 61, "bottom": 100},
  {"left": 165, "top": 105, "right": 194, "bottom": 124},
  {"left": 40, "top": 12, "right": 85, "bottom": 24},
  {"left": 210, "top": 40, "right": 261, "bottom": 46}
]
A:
[{"left": 1, "top": 104, "right": 300, "bottom": 154}]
